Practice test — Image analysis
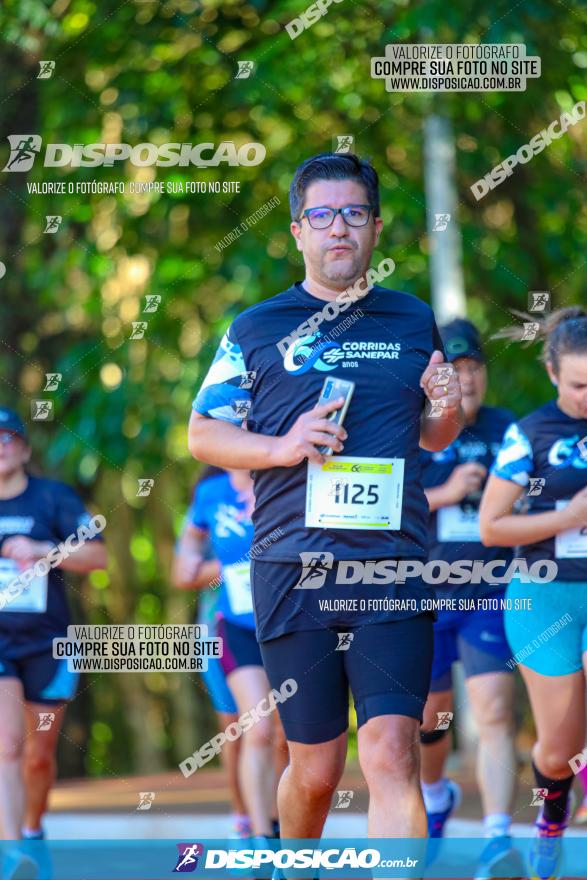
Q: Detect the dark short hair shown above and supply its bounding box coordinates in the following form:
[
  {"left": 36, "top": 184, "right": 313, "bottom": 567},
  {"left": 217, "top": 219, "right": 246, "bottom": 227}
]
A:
[{"left": 289, "top": 152, "right": 380, "bottom": 222}]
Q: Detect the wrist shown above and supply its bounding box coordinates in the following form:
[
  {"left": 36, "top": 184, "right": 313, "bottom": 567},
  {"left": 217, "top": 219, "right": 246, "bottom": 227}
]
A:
[{"left": 266, "top": 435, "right": 284, "bottom": 468}]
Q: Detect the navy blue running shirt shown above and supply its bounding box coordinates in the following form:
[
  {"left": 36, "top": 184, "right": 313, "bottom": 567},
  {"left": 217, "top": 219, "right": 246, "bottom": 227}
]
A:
[
  {"left": 491, "top": 400, "right": 587, "bottom": 581},
  {"left": 420, "top": 405, "right": 515, "bottom": 596},
  {"left": 0, "top": 476, "right": 102, "bottom": 659},
  {"left": 193, "top": 282, "right": 446, "bottom": 562}
]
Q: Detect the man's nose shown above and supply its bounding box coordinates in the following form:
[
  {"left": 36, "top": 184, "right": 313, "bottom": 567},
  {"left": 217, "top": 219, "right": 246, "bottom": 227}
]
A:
[{"left": 329, "top": 212, "right": 348, "bottom": 235}]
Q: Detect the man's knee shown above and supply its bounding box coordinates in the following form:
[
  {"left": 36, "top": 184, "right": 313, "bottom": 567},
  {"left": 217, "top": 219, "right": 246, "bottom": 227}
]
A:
[
  {"left": 475, "top": 693, "right": 513, "bottom": 731},
  {"left": 361, "top": 734, "right": 419, "bottom": 782},
  {"left": 289, "top": 752, "right": 344, "bottom": 799},
  {"left": 23, "top": 748, "right": 55, "bottom": 776}
]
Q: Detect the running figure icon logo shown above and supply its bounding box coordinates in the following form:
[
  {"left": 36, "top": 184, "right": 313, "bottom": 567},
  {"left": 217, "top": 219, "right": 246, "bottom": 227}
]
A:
[
  {"left": 334, "top": 790, "right": 354, "bottom": 808},
  {"left": 336, "top": 633, "right": 354, "bottom": 651},
  {"left": 531, "top": 788, "right": 548, "bottom": 806},
  {"left": 173, "top": 843, "right": 204, "bottom": 872},
  {"left": 528, "top": 477, "right": 546, "bottom": 496},
  {"left": 31, "top": 401, "right": 53, "bottom": 421},
  {"left": 334, "top": 135, "right": 354, "bottom": 154},
  {"left": 3, "top": 135, "right": 42, "bottom": 172},
  {"left": 294, "top": 552, "right": 334, "bottom": 589},
  {"left": 137, "top": 792, "right": 155, "bottom": 811},
  {"left": 37, "top": 61, "right": 55, "bottom": 79},
  {"left": 36, "top": 713, "right": 55, "bottom": 731},
  {"left": 44, "top": 216, "right": 62, "bottom": 233},
  {"left": 432, "top": 213, "right": 451, "bottom": 232},
  {"left": 435, "top": 712, "right": 453, "bottom": 731},
  {"left": 528, "top": 291, "right": 551, "bottom": 313}
]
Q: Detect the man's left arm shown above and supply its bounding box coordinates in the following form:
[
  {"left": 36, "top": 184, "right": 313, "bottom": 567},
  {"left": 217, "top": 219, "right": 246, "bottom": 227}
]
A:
[{"left": 419, "top": 349, "right": 464, "bottom": 451}]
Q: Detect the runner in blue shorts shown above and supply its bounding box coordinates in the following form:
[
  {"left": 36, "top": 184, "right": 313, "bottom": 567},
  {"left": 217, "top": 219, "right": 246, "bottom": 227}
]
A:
[
  {"left": 173, "top": 468, "right": 249, "bottom": 839},
  {"left": 418, "top": 319, "right": 521, "bottom": 878},
  {"left": 0, "top": 407, "right": 107, "bottom": 841},
  {"left": 188, "top": 151, "right": 464, "bottom": 864},
  {"left": 173, "top": 465, "right": 286, "bottom": 841},
  {"left": 480, "top": 306, "right": 587, "bottom": 880}
]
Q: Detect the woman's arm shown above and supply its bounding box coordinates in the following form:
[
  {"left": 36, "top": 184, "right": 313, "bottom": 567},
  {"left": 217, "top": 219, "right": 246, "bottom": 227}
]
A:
[
  {"left": 479, "top": 474, "right": 586, "bottom": 547},
  {"left": 171, "top": 525, "right": 221, "bottom": 590}
]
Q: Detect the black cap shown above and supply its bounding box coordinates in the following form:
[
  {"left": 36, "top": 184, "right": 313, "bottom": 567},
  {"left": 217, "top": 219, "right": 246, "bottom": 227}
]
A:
[
  {"left": 440, "top": 318, "right": 485, "bottom": 364},
  {"left": 0, "top": 407, "right": 27, "bottom": 439}
]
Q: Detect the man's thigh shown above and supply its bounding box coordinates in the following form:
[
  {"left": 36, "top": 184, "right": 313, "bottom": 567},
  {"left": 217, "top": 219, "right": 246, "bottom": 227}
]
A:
[
  {"left": 260, "top": 629, "right": 349, "bottom": 744},
  {"left": 345, "top": 613, "right": 435, "bottom": 728}
]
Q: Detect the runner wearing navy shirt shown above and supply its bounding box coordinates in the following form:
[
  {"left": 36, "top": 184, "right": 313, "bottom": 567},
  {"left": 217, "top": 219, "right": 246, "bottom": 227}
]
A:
[
  {"left": 188, "top": 152, "right": 463, "bottom": 858},
  {"left": 0, "top": 407, "right": 106, "bottom": 841},
  {"left": 418, "top": 319, "right": 520, "bottom": 877},
  {"left": 480, "top": 307, "right": 587, "bottom": 880},
  {"left": 172, "top": 466, "right": 286, "bottom": 841}
]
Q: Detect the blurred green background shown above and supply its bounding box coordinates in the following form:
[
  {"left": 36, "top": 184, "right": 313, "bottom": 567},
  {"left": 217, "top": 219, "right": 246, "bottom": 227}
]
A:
[{"left": 0, "top": 0, "right": 585, "bottom": 777}]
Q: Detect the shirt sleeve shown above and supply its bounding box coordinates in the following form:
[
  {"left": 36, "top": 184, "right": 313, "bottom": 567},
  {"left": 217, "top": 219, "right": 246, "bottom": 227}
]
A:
[
  {"left": 185, "top": 483, "right": 209, "bottom": 532},
  {"left": 432, "top": 318, "right": 447, "bottom": 360},
  {"left": 192, "top": 324, "right": 253, "bottom": 426},
  {"left": 491, "top": 422, "right": 534, "bottom": 486},
  {"left": 54, "top": 484, "right": 103, "bottom": 542}
]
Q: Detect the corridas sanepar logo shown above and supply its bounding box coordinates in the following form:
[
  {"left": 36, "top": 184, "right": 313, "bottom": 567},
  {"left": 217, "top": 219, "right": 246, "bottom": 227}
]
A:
[{"left": 2, "top": 135, "right": 266, "bottom": 172}]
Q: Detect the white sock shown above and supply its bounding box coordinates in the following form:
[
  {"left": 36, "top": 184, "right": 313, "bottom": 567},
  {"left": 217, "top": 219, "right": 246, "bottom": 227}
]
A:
[
  {"left": 483, "top": 812, "right": 511, "bottom": 838},
  {"left": 422, "top": 778, "right": 451, "bottom": 813}
]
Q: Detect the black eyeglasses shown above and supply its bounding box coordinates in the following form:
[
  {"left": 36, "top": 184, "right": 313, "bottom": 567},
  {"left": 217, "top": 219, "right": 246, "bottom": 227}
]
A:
[{"left": 298, "top": 204, "right": 373, "bottom": 229}]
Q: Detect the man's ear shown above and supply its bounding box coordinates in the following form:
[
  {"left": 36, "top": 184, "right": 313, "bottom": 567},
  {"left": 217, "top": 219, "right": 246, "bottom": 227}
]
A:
[
  {"left": 545, "top": 360, "right": 558, "bottom": 386},
  {"left": 290, "top": 221, "right": 303, "bottom": 252}
]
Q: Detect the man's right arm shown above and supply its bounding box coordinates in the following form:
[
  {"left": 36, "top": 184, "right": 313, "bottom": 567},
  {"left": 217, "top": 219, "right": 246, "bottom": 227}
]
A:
[
  {"left": 188, "top": 404, "right": 347, "bottom": 470},
  {"left": 188, "top": 411, "right": 279, "bottom": 469}
]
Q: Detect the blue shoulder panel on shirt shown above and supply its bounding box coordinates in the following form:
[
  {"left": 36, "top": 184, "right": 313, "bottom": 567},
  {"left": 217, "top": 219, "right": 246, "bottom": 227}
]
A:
[
  {"left": 192, "top": 329, "right": 252, "bottom": 425},
  {"left": 491, "top": 422, "right": 534, "bottom": 486}
]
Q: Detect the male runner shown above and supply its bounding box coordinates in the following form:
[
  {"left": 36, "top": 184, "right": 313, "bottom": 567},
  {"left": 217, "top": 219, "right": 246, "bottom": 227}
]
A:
[{"left": 188, "top": 153, "right": 463, "bottom": 863}]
